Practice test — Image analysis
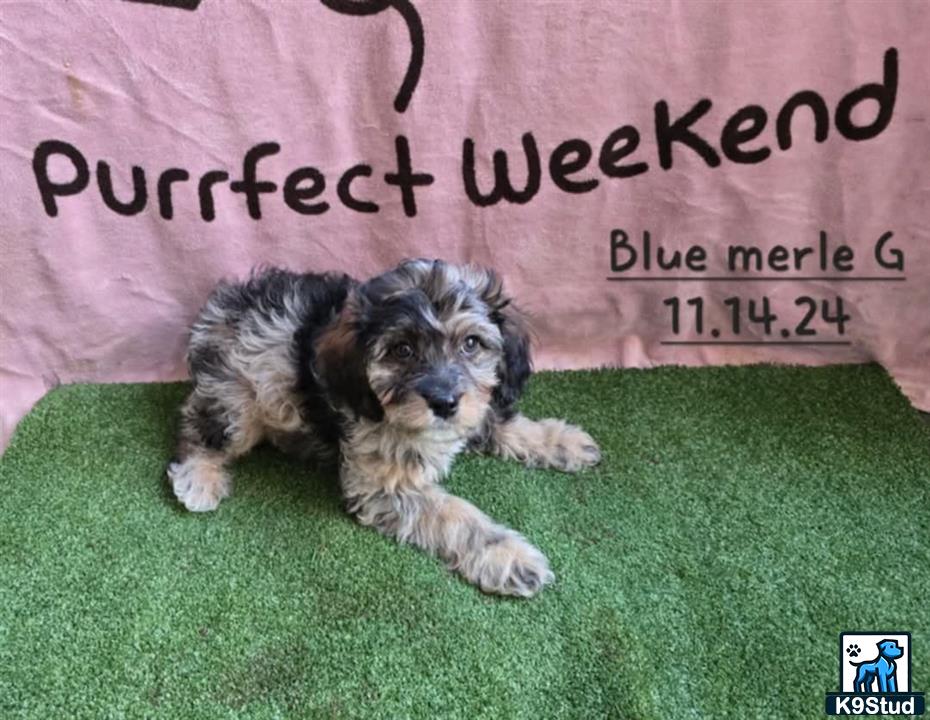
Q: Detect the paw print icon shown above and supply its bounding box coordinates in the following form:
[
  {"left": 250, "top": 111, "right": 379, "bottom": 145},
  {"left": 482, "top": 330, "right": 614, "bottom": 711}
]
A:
[{"left": 846, "top": 643, "right": 862, "bottom": 658}]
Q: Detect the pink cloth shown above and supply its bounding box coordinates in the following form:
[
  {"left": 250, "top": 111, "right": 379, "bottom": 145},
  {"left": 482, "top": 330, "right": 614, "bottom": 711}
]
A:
[{"left": 2, "top": 0, "right": 928, "bottom": 450}]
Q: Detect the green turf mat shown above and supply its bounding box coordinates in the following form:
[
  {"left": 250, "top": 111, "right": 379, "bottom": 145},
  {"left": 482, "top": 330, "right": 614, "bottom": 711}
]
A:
[{"left": 1, "top": 364, "right": 928, "bottom": 719}]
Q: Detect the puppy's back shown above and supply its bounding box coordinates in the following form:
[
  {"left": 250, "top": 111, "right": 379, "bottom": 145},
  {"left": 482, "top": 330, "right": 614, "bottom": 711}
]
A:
[{"left": 186, "top": 267, "right": 355, "bottom": 434}]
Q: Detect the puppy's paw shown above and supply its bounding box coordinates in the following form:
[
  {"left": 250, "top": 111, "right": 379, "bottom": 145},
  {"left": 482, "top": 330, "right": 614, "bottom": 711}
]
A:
[
  {"left": 467, "top": 533, "right": 554, "bottom": 598},
  {"left": 538, "top": 420, "right": 601, "bottom": 473},
  {"left": 167, "top": 457, "right": 230, "bottom": 512}
]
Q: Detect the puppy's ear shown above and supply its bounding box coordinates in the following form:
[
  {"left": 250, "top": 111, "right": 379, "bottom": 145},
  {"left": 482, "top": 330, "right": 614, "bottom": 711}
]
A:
[
  {"left": 313, "top": 295, "right": 384, "bottom": 422},
  {"left": 476, "top": 269, "right": 533, "bottom": 417},
  {"left": 493, "top": 305, "right": 532, "bottom": 416}
]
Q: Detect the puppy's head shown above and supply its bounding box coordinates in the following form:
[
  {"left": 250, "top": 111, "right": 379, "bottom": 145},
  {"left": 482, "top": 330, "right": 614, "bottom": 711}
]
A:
[
  {"left": 314, "top": 259, "right": 531, "bottom": 434},
  {"left": 878, "top": 640, "right": 903, "bottom": 660}
]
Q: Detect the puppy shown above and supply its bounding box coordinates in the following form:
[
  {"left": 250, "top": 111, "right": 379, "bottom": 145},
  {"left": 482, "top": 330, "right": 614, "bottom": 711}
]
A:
[
  {"left": 167, "top": 259, "right": 600, "bottom": 597},
  {"left": 852, "top": 640, "right": 903, "bottom": 693}
]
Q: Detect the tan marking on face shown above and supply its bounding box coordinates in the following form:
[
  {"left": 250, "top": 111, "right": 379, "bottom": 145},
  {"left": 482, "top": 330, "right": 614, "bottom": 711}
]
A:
[
  {"left": 383, "top": 393, "right": 435, "bottom": 431},
  {"left": 454, "top": 386, "right": 492, "bottom": 433},
  {"left": 368, "top": 362, "right": 396, "bottom": 395}
]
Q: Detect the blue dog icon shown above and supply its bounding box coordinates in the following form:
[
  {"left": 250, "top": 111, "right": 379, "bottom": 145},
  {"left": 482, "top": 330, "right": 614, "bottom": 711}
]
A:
[{"left": 850, "top": 639, "right": 904, "bottom": 693}]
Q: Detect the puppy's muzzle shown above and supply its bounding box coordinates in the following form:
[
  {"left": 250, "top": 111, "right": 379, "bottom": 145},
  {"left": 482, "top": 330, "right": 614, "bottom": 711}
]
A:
[{"left": 415, "top": 373, "right": 463, "bottom": 420}]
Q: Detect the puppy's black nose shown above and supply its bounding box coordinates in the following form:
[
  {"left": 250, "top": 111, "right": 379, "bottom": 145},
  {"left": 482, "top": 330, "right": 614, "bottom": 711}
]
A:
[{"left": 426, "top": 393, "right": 459, "bottom": 419}]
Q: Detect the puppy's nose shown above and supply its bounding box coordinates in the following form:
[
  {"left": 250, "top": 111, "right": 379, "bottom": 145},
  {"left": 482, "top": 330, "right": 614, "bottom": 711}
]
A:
[{"left": 426, "top": 392, "right": 459, "bottom": 419}]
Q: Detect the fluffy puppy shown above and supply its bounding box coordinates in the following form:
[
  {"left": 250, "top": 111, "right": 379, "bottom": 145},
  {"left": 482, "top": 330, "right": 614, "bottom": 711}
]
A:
[{"left": 168, "top": 259, "right": 600, "bottom": 597}]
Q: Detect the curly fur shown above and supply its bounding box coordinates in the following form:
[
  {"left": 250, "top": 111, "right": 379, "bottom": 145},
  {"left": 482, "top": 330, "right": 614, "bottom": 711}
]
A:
[{"left": 167, "top": 259, "right": 600, "bottom": 597}]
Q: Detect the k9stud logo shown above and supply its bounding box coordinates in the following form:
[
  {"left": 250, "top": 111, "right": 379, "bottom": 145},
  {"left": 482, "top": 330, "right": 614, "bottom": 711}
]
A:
[{"left": 825, "top": 632, "right": 925, "bottom": 716}]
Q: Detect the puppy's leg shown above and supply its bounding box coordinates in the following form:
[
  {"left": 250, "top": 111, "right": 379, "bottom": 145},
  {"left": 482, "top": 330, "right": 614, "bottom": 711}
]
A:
[
  {"left": 346, "top": 485, "right": 553, "bottom": 597},
  {"left": 167, "top": 388, "right": 263, "bottom": 512},
  {"left": 486, "top": 414, "right": 600, "bottom": 472}
]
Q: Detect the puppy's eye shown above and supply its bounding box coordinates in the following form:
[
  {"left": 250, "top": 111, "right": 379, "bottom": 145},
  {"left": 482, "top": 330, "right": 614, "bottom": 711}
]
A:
[
  {"left": 461, "top": 335, "right": 483, "bottom": 355},
  {"left": 392, "top": 342, "right": 414, "bottom": 360}
]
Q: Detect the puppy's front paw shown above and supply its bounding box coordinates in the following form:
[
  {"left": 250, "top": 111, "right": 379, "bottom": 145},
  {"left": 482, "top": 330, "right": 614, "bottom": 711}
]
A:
[
  {"left": 167, "top": 457, "right": 230, "bottom": 512},
  {"left": 467, "top": 534, "right": 554, "bottom": 598},
  {"left": 540, "top": 420, "right": 601, "bottom": 473}
]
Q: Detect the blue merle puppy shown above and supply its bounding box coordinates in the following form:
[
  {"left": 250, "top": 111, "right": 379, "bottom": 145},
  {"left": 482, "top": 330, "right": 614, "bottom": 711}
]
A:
[{"left": 167, "top": 259, "right": 601, "bottom": 597}]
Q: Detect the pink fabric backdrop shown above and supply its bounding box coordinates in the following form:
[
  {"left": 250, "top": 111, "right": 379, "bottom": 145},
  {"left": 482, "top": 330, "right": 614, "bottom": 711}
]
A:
[{"left": 1, "top": 0, "right": 928, "bottom": 450}]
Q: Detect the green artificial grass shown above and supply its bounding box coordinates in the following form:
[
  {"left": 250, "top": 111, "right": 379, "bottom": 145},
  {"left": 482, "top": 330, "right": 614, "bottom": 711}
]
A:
[{"left": 1, "top": 364, "right": 928, "bottom": 719}]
